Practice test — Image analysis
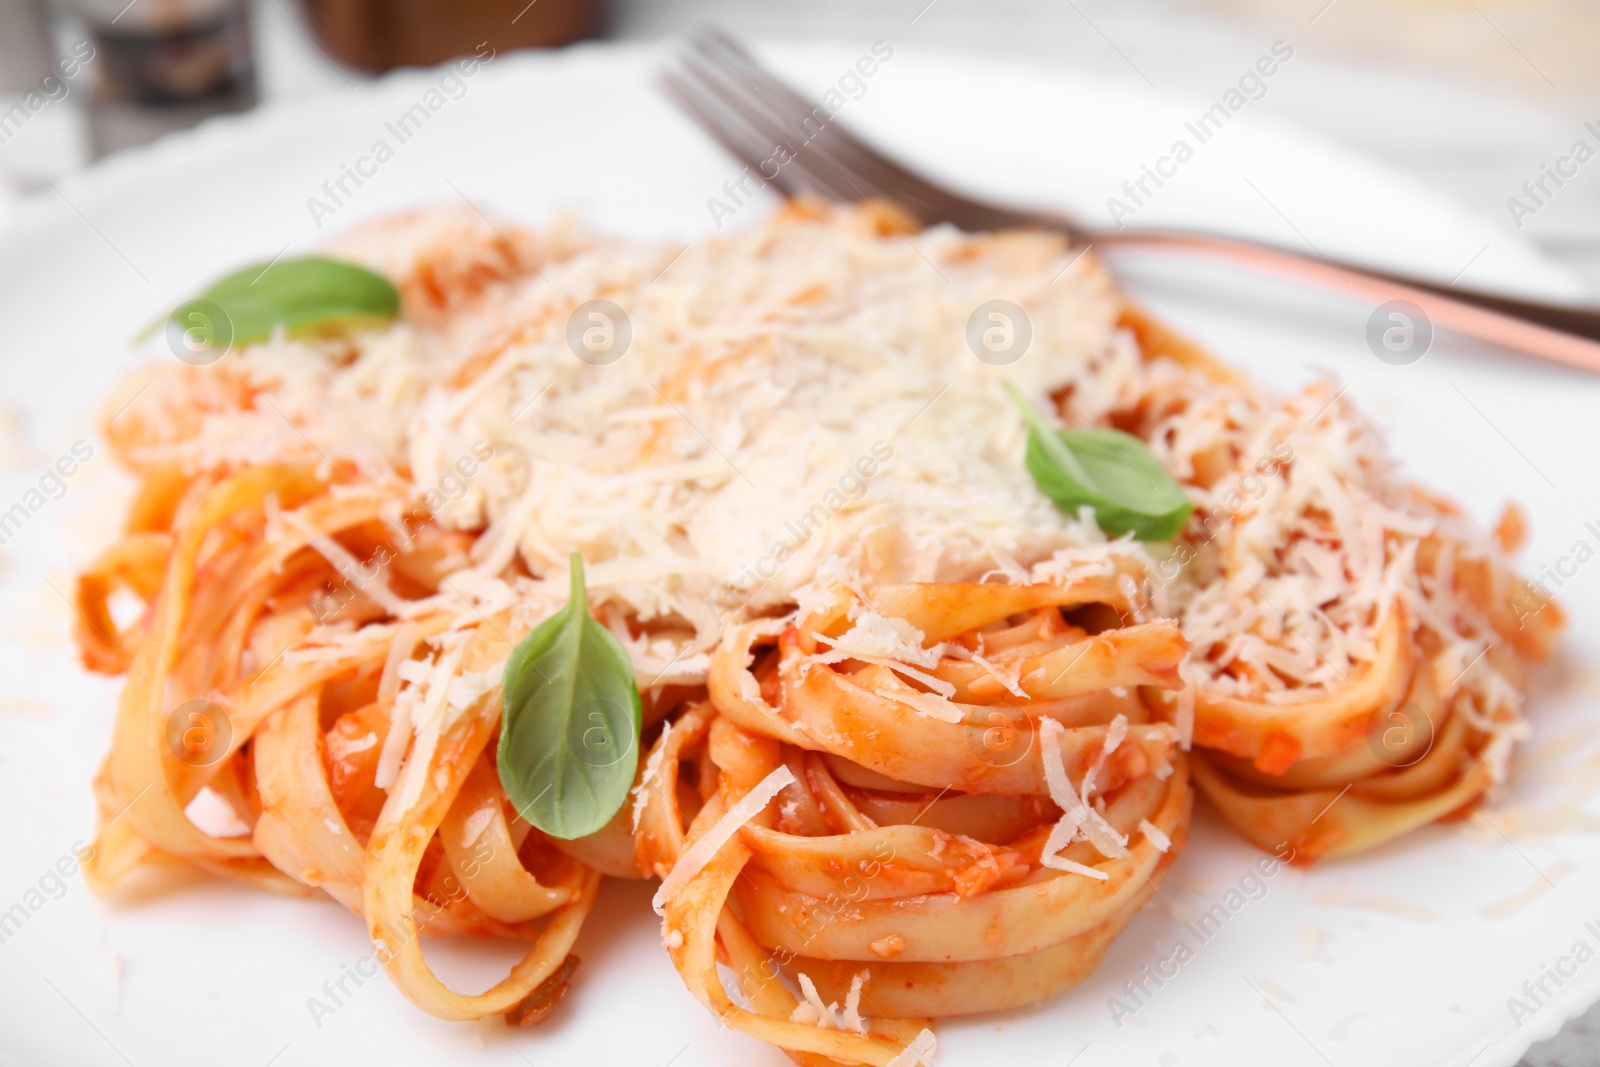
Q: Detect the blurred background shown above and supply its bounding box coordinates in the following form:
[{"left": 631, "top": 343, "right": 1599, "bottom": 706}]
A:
[
  {"left": 0, "top": 0, "right": 1596, "bottom": 297},
  {"left": 0, "top": 0, "right": 1594, "bottom": 1061}
]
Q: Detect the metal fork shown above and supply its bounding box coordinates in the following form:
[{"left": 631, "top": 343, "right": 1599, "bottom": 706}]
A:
[{"left": 663, "top": 32, "right": 1600, "bottom": 374}]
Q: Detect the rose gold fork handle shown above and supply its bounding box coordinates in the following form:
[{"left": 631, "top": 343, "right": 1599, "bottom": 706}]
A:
[
  {"left": 664, "top": 29, "right": 1600, "bottom": 373},
  {"left": 1091, "top": 229, "right": 1600, "bottom": 374}
]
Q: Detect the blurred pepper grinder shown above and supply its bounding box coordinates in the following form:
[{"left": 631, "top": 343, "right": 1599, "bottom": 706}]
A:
[{"left": 60, "top": 0, "right": 254, "bottom": 157}]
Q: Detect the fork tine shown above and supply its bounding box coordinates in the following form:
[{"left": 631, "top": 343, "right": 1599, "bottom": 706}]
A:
[
  {"left": 698, "top": 34, "right": 932, "bottom": 188},
  {"left": 660, "top": 68, "right": 808, "bottom": 201},
  {"left": 676, "top": 53, "right": 876, "bottom": 205},
  {"left": 690, "top": 35, "right": 936, "bottom": 207},
  {"left": 674, "top": 51, "right": 883, "bottom": 206},
  {"left": 676, "top": 39, "right": 935, "bottom": 213},
  {"left": 668, "top": 28, "right": 1058, "bottom": 233},
  {"left": 673, "top": 68, "right": 865, "bottom": 205},
  {"left": 695, "top": 31, "right": 1026, "bottom": 229}
]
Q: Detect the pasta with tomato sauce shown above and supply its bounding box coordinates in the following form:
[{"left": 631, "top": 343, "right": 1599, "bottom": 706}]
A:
[{"left": 73, "top": 200, "right": 1558, "bottom": 1065}]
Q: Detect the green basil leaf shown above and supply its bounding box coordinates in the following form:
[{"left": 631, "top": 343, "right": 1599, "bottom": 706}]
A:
[
  {"left": 498, "top": 554, "right": 643, "bottom": 840},
  {"left": 163, "top": 257, "right": 400, "bottom": 347},
  {"left": 1004, "top": 383, "right": 1193, "bottom": 542}
]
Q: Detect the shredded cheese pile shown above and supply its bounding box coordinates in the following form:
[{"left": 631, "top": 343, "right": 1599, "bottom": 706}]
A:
[
  {"left": 126, "top": 204, "right": 1135, "bottom": 677},
  {"left": 120, "top": 203, "right": 1528, "bottom": 754}
]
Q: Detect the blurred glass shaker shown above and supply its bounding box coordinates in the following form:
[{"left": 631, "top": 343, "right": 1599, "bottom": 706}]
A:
[{"left": 57, "top": 0, "right": 255, "bottom": 156}]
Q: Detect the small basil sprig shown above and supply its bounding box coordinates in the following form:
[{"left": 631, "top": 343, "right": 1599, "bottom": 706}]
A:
[
  {"left": 1004, "top": 382, "right": 1193, "bottom": 541},
  {"left": 157, "top": 257, "right": 400, "bottom": 348},
  {"left": 498, "top": 554, "right": 642, "bottom": 840}
]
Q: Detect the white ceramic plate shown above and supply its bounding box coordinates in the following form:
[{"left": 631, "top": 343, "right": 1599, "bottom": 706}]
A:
[{"left": 1, "top": 40, "right": 1598, "bottom": 1067}]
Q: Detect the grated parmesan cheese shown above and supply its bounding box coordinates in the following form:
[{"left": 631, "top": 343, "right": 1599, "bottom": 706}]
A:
[
  {"left": 886, "top": 1028, "right": 938, "bottom": 1067},
  {"left": 461, "top": 807, "right": 495, "bottom": 849},
  {"left": 1080, "top": 714, "right": 1128, "bottom": 800},
  {"left": 840, "top": 970, "right": 868, "bottom": 1035},
  {"left": 280, "top": 508, "right": 411, "bottom": 617},
  {"left": 164, "top": 206, "right": 1133, "bottom": 687},
  {"left": 789, "top": 971, "right": 869, "bottom": 1034},
  {"left": 390, "top": 635, "right": 467, "bottom": 812},
  {"left": 631, "top": 721, "right": 672, "bottom": 832},
  {"left": 651, "top": 765, "right": 795, "bottom": 915},
  {"left": 1138, "top": 819, "right": 1171, "bottom": 853},
  {"left": 1038, "top": 718, "right": 1130, "bottom": 869}
]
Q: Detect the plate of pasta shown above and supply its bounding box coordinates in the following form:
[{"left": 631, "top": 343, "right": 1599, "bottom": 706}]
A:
[{"left": 2, "top": 40, "right": 1599, "bottom": 1067}]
